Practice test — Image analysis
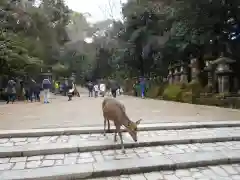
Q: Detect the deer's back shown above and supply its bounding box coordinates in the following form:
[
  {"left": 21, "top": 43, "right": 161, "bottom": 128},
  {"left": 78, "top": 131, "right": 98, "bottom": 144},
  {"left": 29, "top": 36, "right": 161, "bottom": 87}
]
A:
[{"left": 102, "top": 98, "right": 126, "bottom": 123}]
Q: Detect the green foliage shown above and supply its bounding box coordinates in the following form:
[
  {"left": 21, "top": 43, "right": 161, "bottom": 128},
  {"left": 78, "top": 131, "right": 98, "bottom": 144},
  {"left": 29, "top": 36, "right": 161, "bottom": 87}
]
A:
[
  {"left": 0, "top": 0, "right": 71, "bottom": 77},
  {"left": 185, "top": 80, "right": 203, "bottom": 98},
  {"left": 196, "top": 96, "right": 240, "bottom": 109},
  {"left": 146, "top": 85, "right": 163, "bottom": 98},
  {"left": 162, "top": 84, "right": 183, "bottom": 101}
]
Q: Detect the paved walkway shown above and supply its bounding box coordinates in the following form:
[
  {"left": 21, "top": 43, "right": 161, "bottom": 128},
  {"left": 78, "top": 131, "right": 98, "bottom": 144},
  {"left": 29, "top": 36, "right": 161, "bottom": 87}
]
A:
[
  {"left": 93, "top": 164, "right": 240, "bottom": 180},
  {"left": 0, "top": 87, "right": 240, "bottom": 130},
  {"left": 0, "top": 122, "right": 240, "bottom": 179}
]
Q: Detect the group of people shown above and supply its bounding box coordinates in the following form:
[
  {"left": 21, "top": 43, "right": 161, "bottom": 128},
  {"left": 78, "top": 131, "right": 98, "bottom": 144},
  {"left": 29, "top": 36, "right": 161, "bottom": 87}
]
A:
[
  {"left": 133, "top": 78, "right": 146, "bottom": 98},
  {"left": 2, "top": 77, "right": 51, "bottom": 104},
  {"left": 53, "top": 79, "right": 80, "bottom": 101},
  {"left": 2, "top": 77, "right": 80, "bottom": 104},
  {"left": 2, "top": 77, "right": 125, "bottom": 104},
  {"left": 86, "top": 80, "right": 123, "bottom": 98},
  {"left": 2, "top": 78, "right": 42, "bottom": 104}
]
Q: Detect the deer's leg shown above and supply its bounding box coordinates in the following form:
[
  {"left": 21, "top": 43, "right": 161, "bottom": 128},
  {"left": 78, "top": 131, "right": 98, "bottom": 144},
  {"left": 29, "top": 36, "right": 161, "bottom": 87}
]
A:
[
  {"left": 104, "top": 118, "right": 107, "bottom": 136},
  {"left": 114, "top": 122, "right": 118, "bottom": 143},
  {"left": 107, "top": 119, "right": 110, "bottom": 133},
  {"left": 117, "top": 128, "right": 125, "bottom": 154}
]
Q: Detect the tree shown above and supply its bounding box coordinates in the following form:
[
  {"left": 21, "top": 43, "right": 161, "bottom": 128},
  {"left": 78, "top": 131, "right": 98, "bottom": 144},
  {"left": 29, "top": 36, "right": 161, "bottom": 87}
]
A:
[{"left": 0, "top": 0, "right": 71, "bottom": 77}]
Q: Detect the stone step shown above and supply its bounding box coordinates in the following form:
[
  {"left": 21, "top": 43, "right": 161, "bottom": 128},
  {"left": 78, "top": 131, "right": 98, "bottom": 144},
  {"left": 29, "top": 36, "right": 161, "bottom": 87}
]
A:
[
  {"left": 1, "top": 150, "right": 240, "bottom": 180},
  {"left": 0, "top": 121, "right": 240, "bottom": 138},
  {"left": 87, "top": 164, "right": 240, "bottom": 180},
  {"left": 0, "top": 141, "right": 239, "bottom": 171},
  {"left": 0, "top": 127, "right": 240, "bottom": 157}
]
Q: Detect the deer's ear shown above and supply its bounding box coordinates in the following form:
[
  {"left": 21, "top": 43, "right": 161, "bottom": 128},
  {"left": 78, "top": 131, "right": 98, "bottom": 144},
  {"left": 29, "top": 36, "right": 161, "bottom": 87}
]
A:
[{"left": 136, "top": 119, "right": 142, "bottom": 125}]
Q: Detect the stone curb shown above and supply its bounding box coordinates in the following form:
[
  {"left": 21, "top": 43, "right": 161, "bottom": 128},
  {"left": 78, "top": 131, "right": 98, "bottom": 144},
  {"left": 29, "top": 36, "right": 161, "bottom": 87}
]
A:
[
  {"left": 1, "top": 150, "right": 240, "bottom": 180},
  {"left": 1, "top": 121, "right": 240, "bottom": 138},
  {"left": 1, "top": 134, "right": 240, "bottom": 158}
]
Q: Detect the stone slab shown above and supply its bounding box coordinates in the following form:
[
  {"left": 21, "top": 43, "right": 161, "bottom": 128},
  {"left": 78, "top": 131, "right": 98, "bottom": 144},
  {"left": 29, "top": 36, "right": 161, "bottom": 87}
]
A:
[
  {"left": 2, "top": 129, "right": 240, "bottom": 157},
  {"left": 1, "top": 150, "right": 240, "bottom": 180},
  {"left": 0, "top": 141, "right": 238, "bottom": 171},
  {"left": 0, "top": 127, "right": 240, "bottom": 157},
  {"left": 89, "top": 164, "right": 240, "bottom": 180},
  {"left": 1, "top": 163, "right": 93, "bottom": 180},
  {"left": 0, "top": 121, "right": 240, "bottom": 138}
]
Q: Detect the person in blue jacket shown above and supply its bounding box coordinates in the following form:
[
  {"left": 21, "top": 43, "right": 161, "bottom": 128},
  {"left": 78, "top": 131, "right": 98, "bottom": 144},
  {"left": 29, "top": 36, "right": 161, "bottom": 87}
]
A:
[
  {"left": 42, "top": 78, "right": 51, "bottom": 103},
  {"left": 139, "top": 77, "right": 146, "bottom": 99}
]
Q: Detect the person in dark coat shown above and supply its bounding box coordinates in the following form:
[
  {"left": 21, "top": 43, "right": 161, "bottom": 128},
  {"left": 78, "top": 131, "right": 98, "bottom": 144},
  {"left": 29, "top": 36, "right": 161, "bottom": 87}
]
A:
[
  {"left": 42, "top": 78, "right": 51, "bottom": 103},
  {"left": 67, "top": 82, "right": 74, "bottom": 101},
  {"left": 87, "top": 81, "right": 94, "bottom": 97},
  {"left": 109, "top": 79, "right": 119, "bottom": 98},
  {"left": 6, "top": 79, "right": 16, "bottom": 104},
  {"left": 29, "top": 79, "right": 36, "bottom": 102},
  {"left": 34, "top": 83, "right": 41, "bottom": 102}
]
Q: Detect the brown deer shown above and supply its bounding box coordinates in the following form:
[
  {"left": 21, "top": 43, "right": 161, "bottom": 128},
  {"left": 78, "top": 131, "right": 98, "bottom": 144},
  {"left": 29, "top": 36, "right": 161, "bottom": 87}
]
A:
[
  {"left": 102, "top": 97, "right": 142, "bottom": 153},
  {"left": 102, "top": 97, "right": 126, "bottom": 133}
]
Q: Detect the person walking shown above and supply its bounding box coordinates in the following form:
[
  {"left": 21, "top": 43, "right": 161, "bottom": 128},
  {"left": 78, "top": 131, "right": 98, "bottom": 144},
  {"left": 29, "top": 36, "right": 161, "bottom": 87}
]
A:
[
  {"left": 29, "top": 79, "right": 36, "bottom": 102},
  {"left": 63, "top": 79, "right": 68, "bottom": 96},
  {"left": 34, "top": 83, "right": 41, "bottom": 102},
  {"left": 6, "top": 79, "right": 16, "bottom": 104},
  {"left": 54, "top": 81, "right": 59, "bottom": 95},
  {"left": 133, "top": 80, "right": 138, "bottom": 97},
  {"left": 110, "top": 79, "right": 119, "bottom": 98},
  {"left": 140, "top": 77, "right": 146, "bottom": 99},
  {"left": 99, "top": 83, "right": 106, "bottom": 97},
  {"left": 67, "top": 82, "right": 74, "bottom": 101},
  {"left": 42, "top": 78, "right": 51, "bottom": 104},
  {"left": 93, "top": 83, "right": 99, "bottom": 98},
  {"left": 87, "top": 81, "right": 94, "bottom": 97}
]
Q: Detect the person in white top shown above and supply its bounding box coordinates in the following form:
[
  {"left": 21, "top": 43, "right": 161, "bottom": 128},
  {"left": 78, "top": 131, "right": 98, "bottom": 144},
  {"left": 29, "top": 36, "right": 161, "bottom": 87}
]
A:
[
  {"left": 93, "top": 84, "right": 99, "bottom": 98},
  {"left": 99, "top": 83, "right": 106, "bottom": 97}
]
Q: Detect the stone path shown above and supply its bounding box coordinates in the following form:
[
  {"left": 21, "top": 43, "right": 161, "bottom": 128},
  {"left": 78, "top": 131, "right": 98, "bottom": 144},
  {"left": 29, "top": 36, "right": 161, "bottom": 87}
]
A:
[
  {"left": 0, "top": 88, "right": 240, "bottom": 130},
  {"left": 0, "top": 121, "right": 240, "bottom": 179},
  {"left": 88, "top": 164, "right": 240, "bottom": 180}
]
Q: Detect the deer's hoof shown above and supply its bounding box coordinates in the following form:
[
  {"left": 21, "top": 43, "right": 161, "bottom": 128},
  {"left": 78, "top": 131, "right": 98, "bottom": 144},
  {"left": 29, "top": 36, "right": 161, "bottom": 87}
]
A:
[{"left": 121, "top": 149, "right": 126, "bottom": 154}]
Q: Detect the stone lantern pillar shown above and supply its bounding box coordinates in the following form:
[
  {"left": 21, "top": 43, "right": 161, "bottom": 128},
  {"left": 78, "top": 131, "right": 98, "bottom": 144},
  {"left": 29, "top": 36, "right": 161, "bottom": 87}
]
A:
[
  {"left": 180, "top": 63, "right": 188, "bottom": 83},
  {"left": 167, "top": 65, "right": 174, "bottom": 84},
  {"left": 173, "top": 64, "right": 181, "bottom": 84},
  {"left": 167, "top": 67, "right": 173, "bottom": 85},
  {"left": 204, "top": 60, "right": 213, "bottom": 88},
  {"left": 216, "top": 64, "right": 230, "bottom": 93},
  {"left": 212, "top": 55, "right": 235, "bottom": 94},
  {"left": 189, "top": 56, "right": 199, "bottom": 82}
]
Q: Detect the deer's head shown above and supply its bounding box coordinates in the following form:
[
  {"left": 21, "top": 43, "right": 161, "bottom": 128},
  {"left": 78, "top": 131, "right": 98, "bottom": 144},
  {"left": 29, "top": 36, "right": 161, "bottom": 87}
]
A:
[{"left": 126, "top": 119, "right": 142, "bottom": 142}]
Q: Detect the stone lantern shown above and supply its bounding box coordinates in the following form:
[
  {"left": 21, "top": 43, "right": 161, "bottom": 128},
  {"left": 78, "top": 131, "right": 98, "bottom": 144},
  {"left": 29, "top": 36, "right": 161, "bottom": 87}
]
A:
[
  {"left": 189, "top": 56, "right": 199, "bottom": 82},
  {"left": 173, "top": 63, "right": 181, "bottom": 84},
  {"left": 204, "top": 60, "right": 213, "bottom": 88},
  {"left": 180, "top": 62, "right": 188, "bottom": 83},
  {"left": 167, "top": 66, "right": 174, "bottom": 84},
  {"left": 211, "top": 55, "right": 235, "bottom": 93}
]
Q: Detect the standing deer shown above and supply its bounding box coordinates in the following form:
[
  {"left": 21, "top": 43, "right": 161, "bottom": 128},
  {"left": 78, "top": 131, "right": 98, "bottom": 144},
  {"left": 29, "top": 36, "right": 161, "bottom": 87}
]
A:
[
  {"left": 102, "top": 97, "right": 142, "bottom": 153},
  {"left": 102, "top": 97, "right": 126, "bottom": 133}
]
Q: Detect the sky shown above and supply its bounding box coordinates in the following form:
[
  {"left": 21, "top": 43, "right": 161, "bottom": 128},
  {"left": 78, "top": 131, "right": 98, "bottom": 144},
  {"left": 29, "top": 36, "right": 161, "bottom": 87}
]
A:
[{"left": 65, "top": 0, "right": 127, "bottom": 23}]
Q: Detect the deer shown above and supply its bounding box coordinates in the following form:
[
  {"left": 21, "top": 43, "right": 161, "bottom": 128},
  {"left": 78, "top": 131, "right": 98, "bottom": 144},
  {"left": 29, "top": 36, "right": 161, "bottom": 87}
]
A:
[
  {"left": 102, "top": 97, "right": 142, "bottom": 153},
  {"left": 102, "top": 97, "right": 126, "bottom": 133}
]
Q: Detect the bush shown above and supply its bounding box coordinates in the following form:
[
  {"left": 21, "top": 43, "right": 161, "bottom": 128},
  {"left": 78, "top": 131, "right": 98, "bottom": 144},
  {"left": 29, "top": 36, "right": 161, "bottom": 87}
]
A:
[
  {"left": 181, "top": 91, "right": 193, "bottom": 103},
  {"left": 146, "top": 85, "right": 161, "bottom": 98},
  {"left": 185, "top": 81, "right": 202, "bottom": 94},
  {"left": 196, "top": 96, "right": 240, "bottom": 109},
  {"left": 145, "top": 82, "right": 167, "bottom": 98},
  {"left": 123, "top": 79, "right": 135, "bottom": 94},
  {"left": 162, "top": 84, "right": 183, "bottom": 101}
]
